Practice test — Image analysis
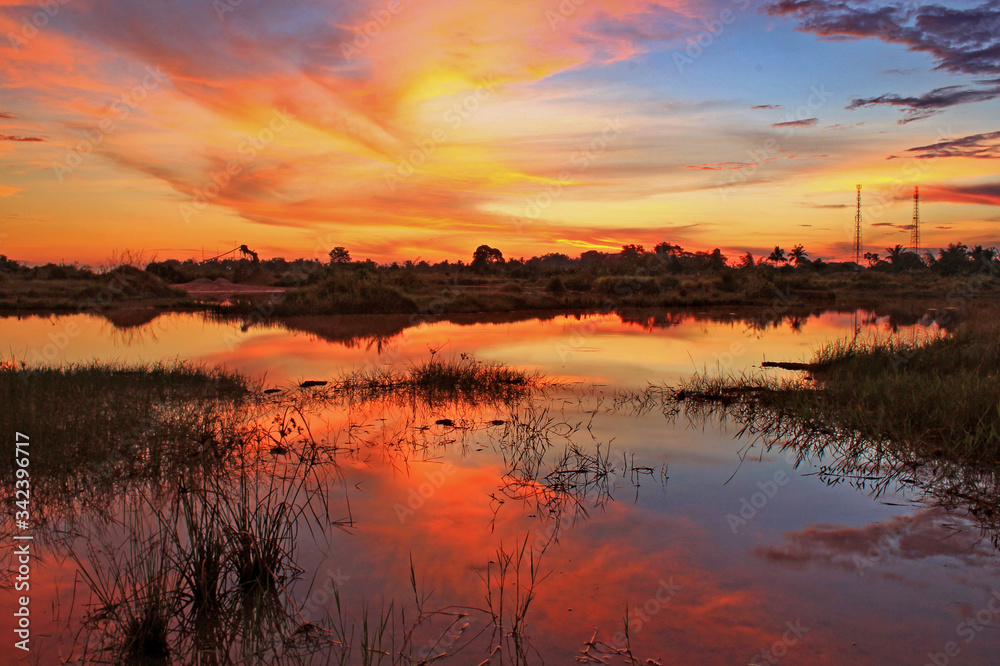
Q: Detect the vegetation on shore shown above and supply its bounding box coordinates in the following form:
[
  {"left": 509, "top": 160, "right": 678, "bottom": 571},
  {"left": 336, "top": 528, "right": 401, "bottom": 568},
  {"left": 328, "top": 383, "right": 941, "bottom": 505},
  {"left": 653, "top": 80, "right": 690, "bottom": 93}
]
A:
[
  {"left": 2, "top": 356, "right": 650, "bottom": 663},
  {"left": 316, "top": 355, "right": 543, "bottom": 405},
  {"left": 672, "top": 305, "right": 1000, "bottom": 462},
  {"left": 0, "top": 263, "right": 196, "bottom": 311},
  {"left": 1, "top": 240, "right": 998, "bottom": 314},
  {"left": 0, "top": 356, "right": 540, "bottom": 491},
  {"left": 0, "top": 361, "right": 259, "bottom": 514}
]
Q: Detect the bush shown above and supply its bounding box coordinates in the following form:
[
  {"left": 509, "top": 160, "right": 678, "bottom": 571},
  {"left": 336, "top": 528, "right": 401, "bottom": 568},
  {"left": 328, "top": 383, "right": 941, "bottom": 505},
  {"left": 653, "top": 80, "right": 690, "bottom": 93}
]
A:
[
  {"left": 145, "top": 260, "right": 189, "bottom": 284},
  {"left": 658, "top": 275, "right": 681, "bottom": 290},
  {"left": 545, "top": 276, "right": 566, "bottom": 293},
  {"left": 716, "top": 272, "right": 738, "bottom": 292},
  {"left": 278, "top": 274, "right": 418, "bottom": 315},
  {"left": 593, "top": 275, "right": 661, "bottom": 297},
  {"left": 75, "top": 266, "right": 185, "bottom": 302},
  {"left": 563, "top": 275, "right": 592, "bottom": 292}
]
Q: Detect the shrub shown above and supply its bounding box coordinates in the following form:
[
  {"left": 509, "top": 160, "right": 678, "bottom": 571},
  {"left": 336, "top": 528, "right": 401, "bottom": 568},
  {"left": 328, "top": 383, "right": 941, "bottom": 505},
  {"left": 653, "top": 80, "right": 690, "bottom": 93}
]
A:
[
  {"left": 592, "top": 275, "right": 661, "bottom": 297},
  {"left": 563, "top": 275, "right": 592, "bottom": 292},
  {"left": 658, "top": 275, "right": 681, "bottom": 290}
]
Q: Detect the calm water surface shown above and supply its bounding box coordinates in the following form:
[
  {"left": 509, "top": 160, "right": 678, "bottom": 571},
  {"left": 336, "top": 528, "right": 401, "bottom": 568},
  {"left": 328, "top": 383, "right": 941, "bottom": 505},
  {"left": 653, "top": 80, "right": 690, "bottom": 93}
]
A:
[{"left": 3, "top": 308, "right": 998, "bottom": 664}]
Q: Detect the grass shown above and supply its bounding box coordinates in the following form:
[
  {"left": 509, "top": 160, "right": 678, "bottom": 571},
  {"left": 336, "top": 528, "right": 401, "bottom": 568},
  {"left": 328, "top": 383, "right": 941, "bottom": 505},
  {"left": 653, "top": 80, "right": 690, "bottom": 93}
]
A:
[
  {"left": 2, "top": 356, "right": 598, "bottom": 663},
  {"left": 294, "top": 354, "right": 546, "bottom": 406},
  {"left": 26, "top": 343, "right": 991, "bottom": 660},
  {"left": 72, "top": 449, "right": 335, "bottom": 664},
  {"left": 668, "top": 305, "right": 1000, "bottom": 461},
  {"left": 0, "top": 360, "right": 261, "bottom": 525},
  {"left": 478, "top": 534, "right": 548, "bottom": 664},
  {"left": 555, "top": 319, "right": 998, "bottom": 556},
  {"left": 218, "top": 266, "right": 1000, "bottom": 317},
  {"left": 639, "top": 305, "right": 1000, "bottom": 546},
  {"left": 0, "top": 265, "right": 195, "bottom": 310}
]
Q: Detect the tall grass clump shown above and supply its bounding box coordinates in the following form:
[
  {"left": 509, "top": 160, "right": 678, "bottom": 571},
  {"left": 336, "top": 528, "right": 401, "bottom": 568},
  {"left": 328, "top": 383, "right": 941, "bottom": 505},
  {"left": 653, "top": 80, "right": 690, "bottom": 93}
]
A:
[
  {"left": 673, "top": 306, "right": 1000, "bottom": 462},
  {"left": 320, "top": 354, "right": 544, "bottom": 406},
  {"left": 0, "top": 360, "right": 261, "bottom": 524}
]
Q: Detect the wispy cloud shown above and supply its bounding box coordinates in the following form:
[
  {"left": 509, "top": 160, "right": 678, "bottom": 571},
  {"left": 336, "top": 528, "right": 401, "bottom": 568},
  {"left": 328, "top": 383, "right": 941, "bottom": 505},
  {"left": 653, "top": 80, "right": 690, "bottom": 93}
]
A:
[
  {"left": 923, "top": 182, "right": 1000, "bottom": 207},
  {"left": 898, "top": 130, "right": 1000, "bottom": 159},
  {"left": 847, "top": 85, "right": 1000, "bottom": 124},
  {"left": 771, "top": 117, "right": 818, "bottom": 128},
  {"left": 767, "top": 1, "right": 1000, "bottom": 122}
]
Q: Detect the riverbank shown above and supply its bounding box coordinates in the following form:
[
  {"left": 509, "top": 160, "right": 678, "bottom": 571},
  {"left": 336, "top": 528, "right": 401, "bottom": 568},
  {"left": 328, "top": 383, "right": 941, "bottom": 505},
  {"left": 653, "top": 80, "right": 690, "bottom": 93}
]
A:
[
  {"left": 673, "top": 304, "right": 1000, "bottom": 462},
  {"left": 3, "top": 263, "right": 998, "bottom": 316}
]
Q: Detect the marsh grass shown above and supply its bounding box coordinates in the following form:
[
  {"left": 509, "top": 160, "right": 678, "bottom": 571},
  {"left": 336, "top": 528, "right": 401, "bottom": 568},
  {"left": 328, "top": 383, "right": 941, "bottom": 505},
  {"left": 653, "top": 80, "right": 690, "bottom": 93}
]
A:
[
  {"left": 73, "top": 523, "right": 179, "bottom": 665},
  {"left": 297, "top": 355, "right": 546, "bottom": 407},
  {"left": 72, "top": 441, "right": 343, "bottom": 664},
  {"left": 670, "top": 307, "right": 1000, "bottom": 462},
  {"left": 7, "top": 357, "right": 662, "bottom": 663},
  {"left": 0, "top": 360, "right": 261, "bottom": 532},
  {"left": 478, "top": 534, "right": 548, "bottom": 664},
  {"left": 483, "top": 405, "right": 618, "bottom": 530},
  {"left": 646, "top": 310, "right": 1000, "bottom": 545}
]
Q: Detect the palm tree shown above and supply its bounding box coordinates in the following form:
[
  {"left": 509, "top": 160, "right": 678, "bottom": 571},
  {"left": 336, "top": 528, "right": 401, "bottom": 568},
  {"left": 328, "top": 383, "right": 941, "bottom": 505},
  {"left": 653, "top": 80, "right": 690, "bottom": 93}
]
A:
[
  {"left": 936, "top": 243, "right": 971, "bottom": 275},
  {"left": 767, "top": 246, "right": 786, "bottom": 266},
  {"left": 789, "top": 244, "right": 809, "bottom": 266},
  {"left": 884, "top": 244, "right": 904, "bottom": 266},
  {"left": 971, "top": 245, "right": 998, "bottom": 265},
  {"left": 863, "top": 251, "right": 880, "bottom": 267}
]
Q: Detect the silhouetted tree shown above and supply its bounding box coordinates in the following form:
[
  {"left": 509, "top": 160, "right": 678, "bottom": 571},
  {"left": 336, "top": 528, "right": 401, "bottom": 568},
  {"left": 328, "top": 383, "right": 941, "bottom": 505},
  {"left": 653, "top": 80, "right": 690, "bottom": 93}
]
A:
[
  {"left": 580, "top": 250, "right": 608, "bottom": 266},
  {"left": 766, "top": 246, "right": 786, "bottom": 266},
  {"left": 707, "top": 248, "right": 727, "bottom": 270},
  {"left": 471, "top": 245, "right": 504, "bottom": 271},
  {"left": 971, "top": 245, "right": 998, "bottom": 266},
  {"left": 789, "top": 245, "right": 809, "bottom": 266},
  {"left": 619, "top": 244, "right": 646, "bottom": 260},
  {"left": 0, "top": 255, "right": 22, "bottom": 272},
  {"left": 884, "top": 244, "right": 904, "bottom": 266},
  {"left": 328, "top": 247, "right": 351, "bottom": 264},
  {"left": 654, "top": 242, "right": 682, "bottom": 256},
  {"left": 936, "top": 243, "right": 970, "bottom": 275}
]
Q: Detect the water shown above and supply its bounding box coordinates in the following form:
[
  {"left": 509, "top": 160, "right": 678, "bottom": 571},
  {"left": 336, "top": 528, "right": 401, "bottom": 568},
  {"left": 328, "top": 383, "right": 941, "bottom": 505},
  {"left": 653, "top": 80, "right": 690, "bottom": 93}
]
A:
[{"left": 3, "top": 307, "right": 999, "bottom": 664}]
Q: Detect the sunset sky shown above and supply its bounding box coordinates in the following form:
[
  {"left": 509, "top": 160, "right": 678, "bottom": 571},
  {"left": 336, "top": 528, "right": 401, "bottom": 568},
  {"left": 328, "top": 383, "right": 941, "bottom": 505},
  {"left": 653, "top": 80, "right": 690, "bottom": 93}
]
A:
[{"left": 1, "top": 0, "right": 998, "bottom": 265}]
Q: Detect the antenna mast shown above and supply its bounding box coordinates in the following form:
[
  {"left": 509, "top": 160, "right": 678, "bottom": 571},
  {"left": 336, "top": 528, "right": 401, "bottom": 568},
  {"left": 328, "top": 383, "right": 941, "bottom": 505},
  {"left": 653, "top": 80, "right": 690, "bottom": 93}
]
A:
[
  {"left": 854, "top": 184, "right": 863, "bottom": 266},
  {"left": 910, "top": 186, "right": 920, "bottom": 254}
]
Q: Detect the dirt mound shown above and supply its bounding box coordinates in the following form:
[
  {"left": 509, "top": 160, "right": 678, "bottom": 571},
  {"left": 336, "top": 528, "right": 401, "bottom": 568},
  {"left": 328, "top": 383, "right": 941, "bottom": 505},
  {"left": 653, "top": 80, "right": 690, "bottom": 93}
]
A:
[
  {"left": 76, "top": 266, "right": 185, "bottom": 302},
  {"left": 101, "top": 307, "right": 163, "bottom": 329},
  {"left": 177, "top": 277, "right": 286, "bottom": 299},
  {"left": 178, "top": 277, "right": 242, "bottom": 291}
]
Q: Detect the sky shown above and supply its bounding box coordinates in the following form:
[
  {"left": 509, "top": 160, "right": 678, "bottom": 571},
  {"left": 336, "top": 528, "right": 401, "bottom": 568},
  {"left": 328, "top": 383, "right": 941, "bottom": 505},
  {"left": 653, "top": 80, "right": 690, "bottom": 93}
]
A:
[{"left": 1, "top": 0, "right": 999, "bottom": 265}]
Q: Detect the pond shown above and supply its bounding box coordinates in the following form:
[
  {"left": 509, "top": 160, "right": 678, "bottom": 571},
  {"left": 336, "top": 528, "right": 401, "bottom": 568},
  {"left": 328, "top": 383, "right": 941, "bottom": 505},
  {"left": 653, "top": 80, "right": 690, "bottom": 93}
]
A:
[{"left": 3, "top": 307, "right": 999, "bottom": 664}]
